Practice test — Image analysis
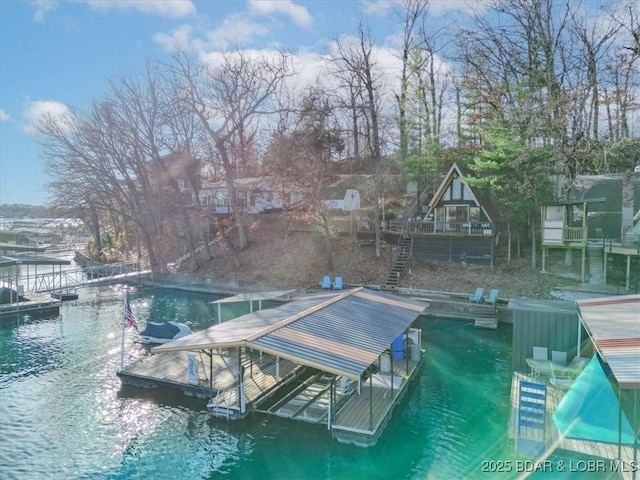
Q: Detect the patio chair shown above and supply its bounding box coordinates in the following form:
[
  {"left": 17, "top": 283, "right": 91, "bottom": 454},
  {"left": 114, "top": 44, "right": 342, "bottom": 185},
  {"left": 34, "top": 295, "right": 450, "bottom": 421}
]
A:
[
  {"left": 320, "top": 276, "right": 331, "bottom": 289},
  {"left": 483, "top": 289, "right": 499, "bottom": 305},
  {"left": 527, "top": 346, "right": 549, "bottom": 379},
  {"left": 549, "top": 364, "right": 575, "bottom": 402},
  {"left": 333, "top": 276, "right": 343, "bottom": 290},
  {"left": 551, "top": 350, "right": 568, "bottom": 366},
  {"left": 468, "top": 287, "right": 483, "bottom": 303},
  {"left": 533, "top": 346, "right": 548, "bottom": 361}
]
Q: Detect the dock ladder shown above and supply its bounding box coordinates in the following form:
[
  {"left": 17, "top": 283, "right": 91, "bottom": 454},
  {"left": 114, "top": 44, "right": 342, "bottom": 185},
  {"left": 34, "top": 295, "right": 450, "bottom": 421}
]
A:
[{"left": 516, "top": 380, "right": 547, "bottom": 455}]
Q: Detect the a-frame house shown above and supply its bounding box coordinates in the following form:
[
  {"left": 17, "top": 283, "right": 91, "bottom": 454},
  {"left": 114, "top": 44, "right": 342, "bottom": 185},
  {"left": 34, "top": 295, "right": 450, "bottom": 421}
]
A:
[{"left": 406, "top": 162, "right": 500, "bottom": 265}]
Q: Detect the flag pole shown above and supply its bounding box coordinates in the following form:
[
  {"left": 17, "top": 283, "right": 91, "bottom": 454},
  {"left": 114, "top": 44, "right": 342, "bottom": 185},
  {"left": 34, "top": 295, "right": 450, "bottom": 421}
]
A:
[{"left": 119, "top": 290, "right": 126, "bottom": 372}]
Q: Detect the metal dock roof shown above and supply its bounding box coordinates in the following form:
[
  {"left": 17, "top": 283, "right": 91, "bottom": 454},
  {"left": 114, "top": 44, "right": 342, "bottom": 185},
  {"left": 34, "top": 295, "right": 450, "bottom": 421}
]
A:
[
  {"left": 577, "top": 294, "right": 640, "bottom": 389},
  {"left": 210, "top": 290, "right": 298, "bottom": 304},
  {"left": 153, "top": 288, "right": 426, "bottom": 380}
]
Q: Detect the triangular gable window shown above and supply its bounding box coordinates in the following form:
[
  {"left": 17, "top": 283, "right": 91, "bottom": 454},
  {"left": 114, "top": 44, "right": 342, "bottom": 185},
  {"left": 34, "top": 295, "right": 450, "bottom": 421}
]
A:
[{"left": 445, "top": 178, "right": 473, "bottom": 201}]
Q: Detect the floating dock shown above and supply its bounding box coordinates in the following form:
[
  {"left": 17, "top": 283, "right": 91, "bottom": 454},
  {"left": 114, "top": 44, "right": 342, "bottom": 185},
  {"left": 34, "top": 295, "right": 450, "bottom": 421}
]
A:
[
  {"left": 124, "top": 287, "right": 427, "bottom": 447},
  {"left": 421, "top": 296, "right": 498, "bottom": 329},
  {"left": 0, "top": 292, "right": 60, "bottom": 319},
  {"left": 508, "top": 372, "right": 638, "bottom": 480}
]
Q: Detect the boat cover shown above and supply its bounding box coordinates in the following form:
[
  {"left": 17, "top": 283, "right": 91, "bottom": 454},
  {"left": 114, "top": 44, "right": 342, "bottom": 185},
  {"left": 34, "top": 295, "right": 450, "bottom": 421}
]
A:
[
  {"left": 552, "top": 356, "right": 635, "bottom": 445},
  {"left": 141, "top": 322, "right": 181, "bottom": 339}
]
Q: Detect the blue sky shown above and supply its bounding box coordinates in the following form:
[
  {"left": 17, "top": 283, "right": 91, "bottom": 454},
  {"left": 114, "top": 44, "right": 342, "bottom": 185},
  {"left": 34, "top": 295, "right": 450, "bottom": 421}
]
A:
[{"left": 0, "top": 0, "right": 483, "bottom": 206}]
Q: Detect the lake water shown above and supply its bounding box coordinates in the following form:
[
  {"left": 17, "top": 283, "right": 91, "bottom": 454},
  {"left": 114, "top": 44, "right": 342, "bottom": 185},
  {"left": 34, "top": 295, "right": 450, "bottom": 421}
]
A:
[{"left": 0, "top": 286, "right": 610, "bottom": 479}]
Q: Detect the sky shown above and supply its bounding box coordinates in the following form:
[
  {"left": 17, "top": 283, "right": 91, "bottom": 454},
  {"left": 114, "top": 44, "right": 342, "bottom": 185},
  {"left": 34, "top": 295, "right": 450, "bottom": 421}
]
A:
[{"left": 0, "top": 0, "right": 488, "bottom": 206}]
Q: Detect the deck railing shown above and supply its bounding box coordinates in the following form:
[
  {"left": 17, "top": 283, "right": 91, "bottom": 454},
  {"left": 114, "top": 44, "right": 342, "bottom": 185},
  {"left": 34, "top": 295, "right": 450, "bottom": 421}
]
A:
[
  {"left": 561, "top": 227, "right": 586, "bottom": 243},
  {"left": 386, "top": 220, "right": 494, "bottom": 236}
]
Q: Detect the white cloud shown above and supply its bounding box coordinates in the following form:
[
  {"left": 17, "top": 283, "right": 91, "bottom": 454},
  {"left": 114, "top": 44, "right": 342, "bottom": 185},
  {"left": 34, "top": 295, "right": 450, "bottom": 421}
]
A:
[
  {"left": 0, "top": 109, "right": 11, "bottom": 122},
  {"left": 154, "top": 24, "right": 204, "bottom": 52},
  {"left": 29, "top": 0, "right": 196, "bottom": 21},
  {"left": 430, "top": 0, "right": 490, "bottom": 15},
  {"left": 86, "top": 0, "right": 196, "bottom": 18},
  {"left": 30, "top": 0, "right": 57, "bottom": 22},
  {"left": 359, "top": 0, "right": 393, "bottom": 17},
  {"left": 155, "top": 16, "right": 270, "bottom": 53},
  {"left": 205, "top": 14, "right": 270, "bottom": 49},
  {"left": 22, "top": 100, "right": 71, "bottom": 135},
  {"left": 248, "top": 0, "right": 312, "bottom": 28}
]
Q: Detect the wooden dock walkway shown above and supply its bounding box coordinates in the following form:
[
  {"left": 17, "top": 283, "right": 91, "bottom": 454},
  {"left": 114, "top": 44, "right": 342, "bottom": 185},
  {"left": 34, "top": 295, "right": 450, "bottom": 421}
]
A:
[
  {"left": 0, "top": 292, "right": 60, "bottom": 319},
  {"left": 421, "top": 296, "right": 499, "bottom": 329},
  {"left": 508, "top": 372, "right": 637, "bottom": 480},
  {"left": 118, "top": 349, "right": 298, "bottom": 403},
  {"left": 331, "top": 356, "right": 423, "bottom": 447}
]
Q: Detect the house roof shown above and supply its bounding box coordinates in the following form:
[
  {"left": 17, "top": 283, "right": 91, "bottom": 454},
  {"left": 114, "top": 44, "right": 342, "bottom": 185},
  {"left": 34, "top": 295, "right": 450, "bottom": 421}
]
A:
[
  {"left": 153, "top": 288, "right": 426, "bottom": 380},
  {"left": 577, "top": 294, "right": 640, "bottom": 389},
  {"left": 425, "top": 162, "right": 500, "bottom": 224},
  {"left": 575, "top": 173, "right": 640, "bottom": 212}
]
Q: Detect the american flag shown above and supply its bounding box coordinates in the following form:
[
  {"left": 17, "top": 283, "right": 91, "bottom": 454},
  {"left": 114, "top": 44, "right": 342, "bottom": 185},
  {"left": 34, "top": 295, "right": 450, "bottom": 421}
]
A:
[{"left": 124, "top": 296, "right": 138, "bottom": 331}]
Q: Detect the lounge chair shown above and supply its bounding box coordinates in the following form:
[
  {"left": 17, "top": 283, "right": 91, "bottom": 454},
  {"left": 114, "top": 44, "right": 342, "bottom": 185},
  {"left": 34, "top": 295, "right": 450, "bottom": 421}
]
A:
[
  {"left": 483, "top": 289, "right": 499, "bottom": 305},
  {"left": 333, "top": 276, "right": 343, "bottom": 290},
  {"left": 533, "top": 346, "right": 548, "bottom": 361},
  {"left": 320, "top": 276, "right": 331, "bottom": 289},
  {"left": 468, "top": 287, "right": 483, "bottom": 303}
]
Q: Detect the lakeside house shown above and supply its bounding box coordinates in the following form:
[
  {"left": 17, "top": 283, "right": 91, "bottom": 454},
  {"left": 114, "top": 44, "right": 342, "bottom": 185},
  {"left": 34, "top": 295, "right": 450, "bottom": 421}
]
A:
[{"left": 381, "top": 162, "right": 500, "bottom": 266}]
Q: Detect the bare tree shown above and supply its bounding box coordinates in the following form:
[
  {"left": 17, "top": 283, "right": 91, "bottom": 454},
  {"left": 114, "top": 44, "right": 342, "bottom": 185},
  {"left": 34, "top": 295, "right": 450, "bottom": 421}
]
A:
[
  {"left": 330, "top": 25, "right": 386, "bottom": 257},
  {"left": 169, "top": 50, "right": 293, "bottom": 263}
]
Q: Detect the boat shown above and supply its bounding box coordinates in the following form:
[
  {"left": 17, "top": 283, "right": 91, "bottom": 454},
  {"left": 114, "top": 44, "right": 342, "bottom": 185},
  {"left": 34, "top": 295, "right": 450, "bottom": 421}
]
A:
[{"left": 139, "top": 321, "right": 193, "bottom": 345}]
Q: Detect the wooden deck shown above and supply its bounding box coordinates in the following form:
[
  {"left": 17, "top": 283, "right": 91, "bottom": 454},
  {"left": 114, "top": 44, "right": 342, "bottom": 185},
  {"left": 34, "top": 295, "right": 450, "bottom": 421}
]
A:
[
  {"left": 508, "top": 372, "right": 638, "bottom": 480},
  {"left": 0, "top": 292, "right": 60, "bottom": 319},
  {"left": 118, "top": 349, "right": 298, "bottom": 405},
  {"left": 421, "top": 296, "right": 499, "bottom": 329},
  {"left": 331, "top": 356, "right": 423, "bottom": 447}
]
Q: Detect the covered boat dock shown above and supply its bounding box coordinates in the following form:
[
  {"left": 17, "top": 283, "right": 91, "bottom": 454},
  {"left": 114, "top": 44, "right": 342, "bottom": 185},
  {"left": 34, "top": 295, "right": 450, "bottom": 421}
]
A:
[
  {"left": 151, "top": 287, "right": 427, "bottom": 447},
  {"left": 509, "top": 294, "right": 639, "bottom": 479}
]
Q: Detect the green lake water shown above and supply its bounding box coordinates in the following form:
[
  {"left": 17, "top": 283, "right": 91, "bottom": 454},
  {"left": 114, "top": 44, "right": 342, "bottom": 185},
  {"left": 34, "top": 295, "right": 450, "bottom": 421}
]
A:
[{"left": 0, "top": 286, "right": 614, "bottom": 479}]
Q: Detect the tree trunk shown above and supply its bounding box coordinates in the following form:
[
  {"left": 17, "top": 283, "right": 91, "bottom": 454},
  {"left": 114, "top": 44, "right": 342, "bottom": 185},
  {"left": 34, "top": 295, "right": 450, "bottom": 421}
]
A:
[{"left": 531, "top": 216, "right": 537, "bottom": 270}]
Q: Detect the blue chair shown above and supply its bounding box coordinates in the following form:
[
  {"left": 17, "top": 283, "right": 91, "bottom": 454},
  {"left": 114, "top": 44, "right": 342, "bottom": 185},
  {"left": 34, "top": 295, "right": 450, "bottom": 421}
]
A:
[
  {"left": 468, "top": 287, "right": 483, "bottom": 303},
  {"left": 484, "top": 289, "right": 499, "bottom": 305},
  {"left": 333, "top": 276, "right": 343, "bottom": 290},
  {"left": 320, "top": 276, "right": 331, "bottom": 289}
]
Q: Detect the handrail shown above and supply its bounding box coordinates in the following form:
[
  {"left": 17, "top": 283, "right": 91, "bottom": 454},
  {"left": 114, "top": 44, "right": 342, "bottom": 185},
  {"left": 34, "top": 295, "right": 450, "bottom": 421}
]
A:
[
  {"left": 11, "top": 261, "right": 144, "bottom": 294},
  {"left": 399, "top": 220, "right": 494, "bottom": 236}
]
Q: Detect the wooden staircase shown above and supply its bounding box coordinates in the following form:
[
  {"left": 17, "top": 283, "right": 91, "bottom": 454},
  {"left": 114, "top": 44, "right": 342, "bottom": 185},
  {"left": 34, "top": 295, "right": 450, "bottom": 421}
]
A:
[
  {"left": 473, "top": 304, "right": 499, "bottom": 329},
  {"left": 385, "top": 236, "right": 412, "bottom": 289}
]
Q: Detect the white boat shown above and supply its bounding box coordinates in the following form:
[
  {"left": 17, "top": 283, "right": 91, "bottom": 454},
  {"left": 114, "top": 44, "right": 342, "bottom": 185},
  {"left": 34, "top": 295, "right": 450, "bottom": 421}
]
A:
[{"left": 139, "top": 321, "right": 193, "bottom": 345}]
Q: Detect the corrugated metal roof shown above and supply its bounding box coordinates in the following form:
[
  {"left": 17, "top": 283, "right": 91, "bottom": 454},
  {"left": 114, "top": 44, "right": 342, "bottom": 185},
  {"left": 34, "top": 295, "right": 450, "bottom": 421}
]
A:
[
  {"left": 153, "top": 288, "right": 426, "bottom": 380},
  {"left": 210, "top": 290, "right": 298, "bottom": 304},
  {"left": 508, "top": 297, "right": 578, "bottom": 315},
  {"left": 577, "top": 294, "right": 640, "bottom": 389}
]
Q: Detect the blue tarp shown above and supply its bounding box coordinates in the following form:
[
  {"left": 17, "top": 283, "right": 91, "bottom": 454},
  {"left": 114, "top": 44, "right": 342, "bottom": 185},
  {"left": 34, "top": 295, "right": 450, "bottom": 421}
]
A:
[{"left": 552, "top": 356, "right": 635, "bottom": 445}]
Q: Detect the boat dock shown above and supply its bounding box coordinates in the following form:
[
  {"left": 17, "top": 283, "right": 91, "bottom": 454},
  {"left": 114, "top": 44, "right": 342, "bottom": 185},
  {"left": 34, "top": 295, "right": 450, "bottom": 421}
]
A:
[
  {"left": 123, "top": 287, "right": 427, "bottom": 447},
  {"left": 118, "top": 349, "right": 300, "bottom": 401},
  {"left": 508, "top": 372, "right": 638, "bottom": 479},
  {"left": 420, "top": 295, "right": 499, "bottom": 329},
  {"left": 0, "top": 291, "right": 60, "bottom": 319}
]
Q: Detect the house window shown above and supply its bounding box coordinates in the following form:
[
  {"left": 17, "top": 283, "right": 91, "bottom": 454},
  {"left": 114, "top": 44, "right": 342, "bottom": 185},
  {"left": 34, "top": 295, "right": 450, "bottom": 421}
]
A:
[
  {"left": 237, "top": 192, "right": 247, "bottom": 208},
  {"left": 470, "top": 206, "right": 480, "bottom": 223},
  {"left": 445, "top": 205, "right": 469, "bottom": 224},
  {"left": 451, "top": 178, "right": 463, "bottom": 200}
]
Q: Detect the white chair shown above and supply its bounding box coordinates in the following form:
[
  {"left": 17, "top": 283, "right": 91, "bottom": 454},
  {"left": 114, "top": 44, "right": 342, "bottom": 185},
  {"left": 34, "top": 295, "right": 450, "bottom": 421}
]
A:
[
  {"left": 551, "top": 350, "right": 567, "bottom": 366},
  {"left": 528, "top": 347, "right": 548, "bottom": 379},
  {"left": 533, "top": 346, "right": 548, "bottom": 361}
]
